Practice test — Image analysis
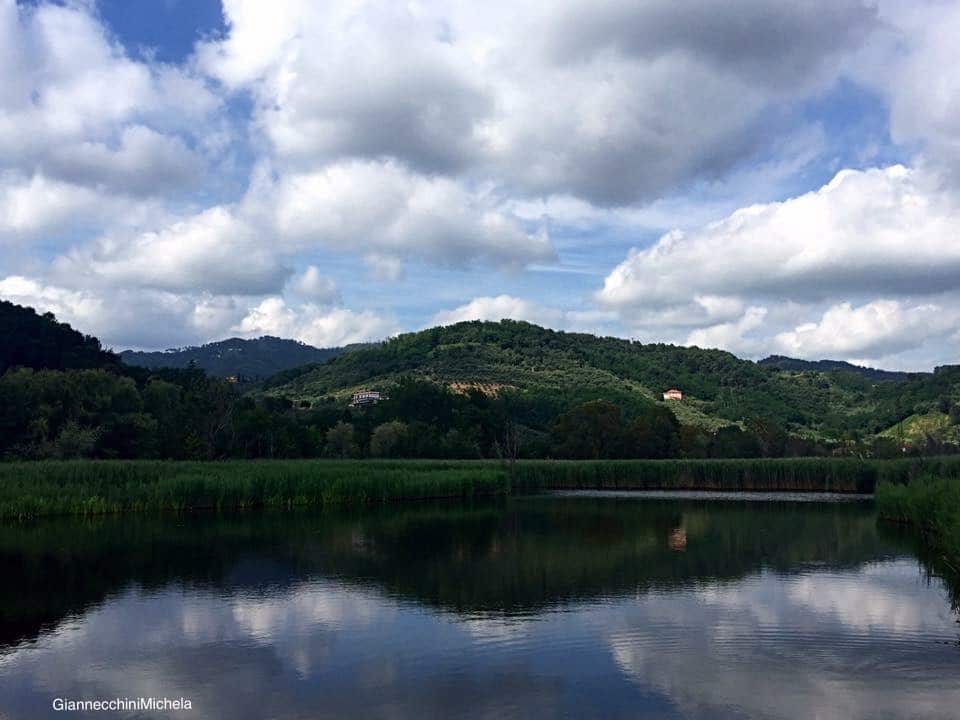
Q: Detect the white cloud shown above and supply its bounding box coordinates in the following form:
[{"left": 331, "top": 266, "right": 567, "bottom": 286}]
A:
[
  {"left": 56, "top": 206, "right": 290, "bottom": 296},
  {"left": 198, "top": 0, "right": 876, "bottom": 206},
  {"left": 596, "top": 166, "right": 960, "bottom": 364},
  {"left": 773, "top": 300, "right": 958, "bottom": 359},
  {"left": 0, "top": 173, "right": 134, "bottom": 241},
  {"left": 46, "top": 125, "right": 203, "bottom": 195},
  {"left": 7, "top": 0, "right": 960, "bottom": 365},
  {"left": 288, "top": 266, "right": 339, "bottom": 303},
  {"left": 859, "top": 2, "right": 960, "bottom": 181},
  {"left": 235, "top": 297, "right": 397, "bottom": 347},
  {"left": 0, "top": 1, "right": 220, "bottom": 196},
  {"left": 269, "top": 160, "right": 554, "bottom": 269},
  {"left": 687, "top": 307, "right": 768, "bottom": 355},
  {"left": 431, "top": 295, "right": 620, "bottom": 336},
  {"left": 432, "top": 295, "right": 565, "bottom": 328},
  {"left": 599, "top": 166, "right": 960, "bottom": 309},
  {"left": 0, "top": 275, "right": 244, "bottom": 350}
]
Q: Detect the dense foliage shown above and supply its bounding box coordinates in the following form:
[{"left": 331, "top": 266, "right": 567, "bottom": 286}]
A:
[
  {"left": 120, "top": 336, "right": 366, "bottom": 379},
  {"left": 0, "top": 300, "right": 120, "bottom": 374},
  {"left": 3, "top": 306, "right": 960, "bottom": 460},
  {"left": 268, "top": 319, "right": 960, "bottom": 447}
]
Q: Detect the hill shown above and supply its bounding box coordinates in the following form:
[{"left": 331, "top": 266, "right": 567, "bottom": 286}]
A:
[
  {"left": 4, "top": 307, "right": 959, "bottom": 459},
  {"left": 1, "top": 301, "right": 120, "bottom": 374},
  {"left": 759, "top": 355, "right": 917, "bottom": 382},
  {"left": 120, "top": 336, "right": 364, "bottom": 379},
  {"left": 262, "top": 320, "right": 960, "bottom": 441}
]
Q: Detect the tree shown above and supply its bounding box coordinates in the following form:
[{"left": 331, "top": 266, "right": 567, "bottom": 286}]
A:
[
  {"left": 326, "top": 421, "right": 357, "bottom": 458},
  {"left": 551, "top": 401, "right": 626, "bottom": 459},
  {"left": 54, "top": 420, "right": 100, "bottom": 459},
  {"left": 747, "top": 417, "right": 787, "bottom": 457},
  {"left": 679, "top": 425, "right": 711, "bottom": 458},
  {"left": 627, "top": 406, "right": 680, "bottom": 458},
  {"left": 369, "top": 421, "right": 407, "bottom": 457},
  {"left": 710, "top": 426, "right": 762, "bottom": 458}
]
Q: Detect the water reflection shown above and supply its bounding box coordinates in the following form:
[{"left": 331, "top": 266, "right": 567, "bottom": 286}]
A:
[{"left": 0, "top": 495, "right": 957, "bottom": 719}]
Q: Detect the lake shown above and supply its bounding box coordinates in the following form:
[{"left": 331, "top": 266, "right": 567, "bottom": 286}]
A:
[{"left": 1, "top": 492, "right": 957, "bottom": 719}]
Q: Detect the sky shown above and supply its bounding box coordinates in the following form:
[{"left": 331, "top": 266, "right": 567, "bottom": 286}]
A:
[{"left": 1, "top": 0, "right": 959, "bottom": 370}]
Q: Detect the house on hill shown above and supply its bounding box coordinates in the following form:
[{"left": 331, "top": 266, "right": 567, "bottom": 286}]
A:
[
  {"left": 351, "top": 390, "right": 383, "bottom": 407},
  {"left": 662, "top": 388, "right": 683, "bottom": 401}
]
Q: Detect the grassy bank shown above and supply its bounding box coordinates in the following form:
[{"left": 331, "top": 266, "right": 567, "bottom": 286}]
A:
[
  {"left": 4, "top": 457, "right": 960, "bottom": 520},
  {"left": 0, "top": 460, "right": 509, "bottom": 520},
  {"left": 512, "top": 456, "right": 960, "bottom": 494},
  {"left": 876, "top": 475, "right": 960, "bottom": 572}
]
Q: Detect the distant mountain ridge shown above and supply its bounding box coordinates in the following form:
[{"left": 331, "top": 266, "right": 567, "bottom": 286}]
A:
[
  {"left": 758, "top": 355, "right": 920, "bottom": 382},
  {"left": 120, "top": 336, "right": 366, "bottom": 379}
]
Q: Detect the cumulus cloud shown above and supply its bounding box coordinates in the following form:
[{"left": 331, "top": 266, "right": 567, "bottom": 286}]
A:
[
  {"left": 431, "top": 295, "right": 619, "bottom": 335},
  {"left": 597, "top": 166, "right": 960, "bottom": 364},
  {"left": 686, "top": 307, "right": 769, "bottom": 355},
  {"left": 859, "top": 1, "right": 960, "bottom": 181},
  {"left": 0, "top": 0, "right": 220, "bottom": 197},
  {"left": 599, "top": 166, "right": 960, "bottom": 309},
  {"left": 7, "top": 0, "right": 960, "bottom": 364},
  {"left": 0, "top": 275, "right": 244, "bottom": 350},
  {"left": 56, "top": 206, "right": 290, "bottom": 296},
  {"left": 199, "top": 0, "right": 488, "bottom": 174},
  {"left": 288, "top": 266, "right": 339, "bottom": 303},
  {"left": 772, "top": 300, "right": 960, "bottom": 360},
  {"left": 235, "top": 297, "right": 397, "bottom": 348},
  {"left": 0, "top": 172, "right": 155, "bottom": 242},
  {"left": 198, "top": 0, "right": 877, "bottom": 206},
  {"left": 269, "top": 160, "right": 554, "bottom": 269},
  {"left": 432, "top": 295, "right": 566, "bottom": 328},
  {"left": 547, "top": 0, "right": 876, "bottom": 90}
]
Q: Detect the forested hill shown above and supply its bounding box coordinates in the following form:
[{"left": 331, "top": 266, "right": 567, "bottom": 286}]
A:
[
  {"left": 1, "top": 301, "right": 120, "bottom": 373},
  {"left": 120, "top": 337, "right": 362, "bottom": 379},
  {"left": 265, "top": 320, "right": 960, "bottom": 442},
  {"left": 759, "top": 355, "right": 918, "bottom": 382},
  {"left": 3, "top": 306, "right": 960, "bottom": 460}
]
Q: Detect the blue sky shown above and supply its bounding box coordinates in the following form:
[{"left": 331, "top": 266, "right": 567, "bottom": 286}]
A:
[{"left": 2, "top": 0, "right": 959, "bottom": 370}]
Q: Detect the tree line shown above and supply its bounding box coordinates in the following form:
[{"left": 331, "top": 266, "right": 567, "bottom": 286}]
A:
[{"left": 2, "top": 301, "right": 958, "bottom": 461}]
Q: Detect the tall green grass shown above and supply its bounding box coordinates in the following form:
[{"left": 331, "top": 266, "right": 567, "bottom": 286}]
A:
[
  {"left": 876, "top": 475, "right": 960, "bottom": 573},
  {"left": 5, "top": 457, "right": 960, "bottom": 520},
  {"left": 513, "top": 457, "right": 960, "bottom": 494},
  {"left": 0, "top": 460, "right": 509, "bottom": 520}
]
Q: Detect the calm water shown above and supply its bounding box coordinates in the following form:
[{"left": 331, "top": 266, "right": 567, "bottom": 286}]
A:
[{"left": 1, "top": 493, "right": 958, "bottom": 719}]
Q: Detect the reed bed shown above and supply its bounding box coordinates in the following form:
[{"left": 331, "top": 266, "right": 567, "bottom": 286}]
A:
[
  {"left": 876, "top": 475, "right": 960, "bottom": 572},
  {"left": 5, "top": 456, "right": 960, "bottom": 520},
  {"left": 0, "top": 460, "right": 509, "bottom": 520},
  {"left": 513, "top": 457, "right": 960, "bottom": 494}
]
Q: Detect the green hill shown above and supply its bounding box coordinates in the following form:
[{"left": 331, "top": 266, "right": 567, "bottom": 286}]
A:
[
  {"left": 1, "top": 301, "right": 120, "bottom": 374},
  {"left": 879, "top": 411, "right": 960, "bottom": 445},
  {"left": 759, "top": 355, "right": 917, "bottom": 383},
  {"left": 4, "top": 307, "right": 960, "bottom": 460},
  {"left": 120, "top": 336, "right": 369, "bottom": 380},
  {"left": 263, "top": 320, "right": 960, "bottom": 442}
]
